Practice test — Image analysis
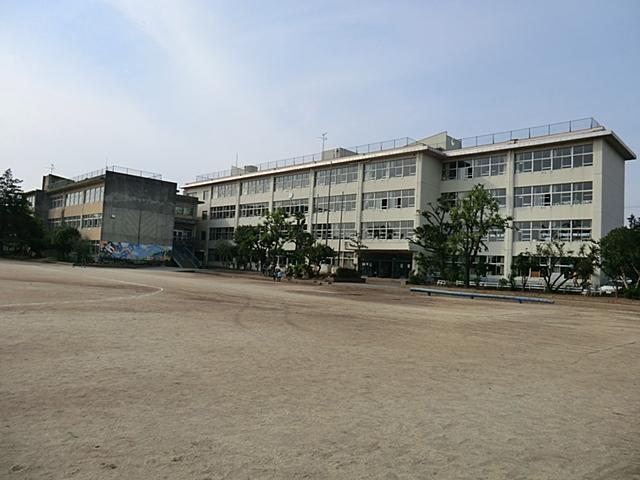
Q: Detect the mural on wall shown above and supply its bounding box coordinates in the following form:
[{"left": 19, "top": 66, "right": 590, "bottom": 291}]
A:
[{"left": 100, "top": 241, "right": 172, "bottom": 261}]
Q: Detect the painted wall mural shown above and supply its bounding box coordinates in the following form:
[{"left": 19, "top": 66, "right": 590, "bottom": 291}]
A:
[{"left": 100, "top": 241, "right": 172, "bottom": 261}]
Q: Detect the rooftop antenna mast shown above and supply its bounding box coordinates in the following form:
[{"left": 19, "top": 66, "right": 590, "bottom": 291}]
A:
[{"left": 49, "top": 163, "right": 55, "bottom": 174}]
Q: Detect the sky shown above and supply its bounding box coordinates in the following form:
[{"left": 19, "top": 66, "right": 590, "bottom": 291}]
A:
[{"left": 1, "top": 0, "right": 639, "bottom": 217}]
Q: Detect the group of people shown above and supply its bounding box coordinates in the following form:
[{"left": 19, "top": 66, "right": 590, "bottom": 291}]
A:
[{"left": 266, "top": 264, "right": 284, "bottom": 282}]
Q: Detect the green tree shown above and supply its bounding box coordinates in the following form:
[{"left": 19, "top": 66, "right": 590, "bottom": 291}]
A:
[
  {"left": 234, "top": 225, "right": 264, "bottom": 270},
  {"left": 411, "top": 198, "right": 457, "bottom": 281},
  {"left": 449, "top": 185, "right": 511, "bottom": 287},
  {"left": 306, "top": 243, "right": 335, "bottom": 266},
  {"left": 258, "top": 208, "right": 290, "bottom": 265},
  {"left": 0, "top": 169, "right": 47, "bottom": 256},
  {"left": 573, "top": 242, "right": 600, "bottom": 289},
  {"left": 214, "top": 240, "right": 237, "bottom": 268},
  {"left": 50, "top": 226, "right": 81, "bottom": 261},
  {"left": 600, "top": 227, "right": 640, "bottom": 289},
  {"left": 628, "top": 214, "right": 640, "bottom": 230},
  {"left": 288, "top": 211, "right": 314, "bottom": 265},
  {"left": 511, "top": 251, "right": 536, "bottom": 291},
  {"left": 346, "top": 233, "right": 368, "bottom": 274}
]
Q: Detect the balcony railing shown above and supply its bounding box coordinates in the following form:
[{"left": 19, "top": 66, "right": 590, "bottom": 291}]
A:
[
  {"left": 47, "top": 165, "right": 162, "bottom": 191},
  {"left": 458, "top": 117, "right": 601, "bottom": 149}
]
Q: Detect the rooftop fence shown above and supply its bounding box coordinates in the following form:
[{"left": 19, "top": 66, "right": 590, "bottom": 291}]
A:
[
  {"left": 458, "top": 117, "right": 601, "bottom": 148},
  {"left": 47, "top": 165, "right": 162, "bottom": 191},
  {"left": 192, "top": 118, "right": 602, "bottom": 183}
]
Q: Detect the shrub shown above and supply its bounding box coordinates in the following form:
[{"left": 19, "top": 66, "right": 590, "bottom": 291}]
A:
[
  {"left": 335, "top": 267, "right": 360, "bottom": 279},
  {"left": 622, "top": 286, "right": 640, "bottom": 300},
  {"left": 409, "top": 272, "right": 426, "bottom": 285}
]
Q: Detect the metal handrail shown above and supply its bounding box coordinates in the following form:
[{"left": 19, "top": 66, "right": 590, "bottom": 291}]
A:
[
  {"left": 194, "top": 136, "right": 416, "bottom": 182},
  {"left": 458, "top": 117, "right": 600, "bottom": 149},
  {"left": 47, "top": 165, "right": 163, "bottom": 191}
]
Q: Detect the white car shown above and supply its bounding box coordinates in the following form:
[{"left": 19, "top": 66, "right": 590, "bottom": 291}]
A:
[{"left": 600, "top": 285, "right": 617, "bottom": 295}]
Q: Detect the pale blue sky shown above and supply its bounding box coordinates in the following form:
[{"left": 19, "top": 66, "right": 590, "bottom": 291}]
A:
[{"left": 1, "top": 0, "right": 638, "bottom": 217}]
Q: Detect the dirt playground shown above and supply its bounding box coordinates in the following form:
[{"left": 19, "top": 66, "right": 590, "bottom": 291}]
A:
[{"left": 1, "top": 259, "right": 639, "bottom": 479}]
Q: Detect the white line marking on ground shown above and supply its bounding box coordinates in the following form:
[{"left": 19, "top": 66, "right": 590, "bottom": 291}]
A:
[{"left": 0, "top": 264, "right": 165, "bottom": 308}]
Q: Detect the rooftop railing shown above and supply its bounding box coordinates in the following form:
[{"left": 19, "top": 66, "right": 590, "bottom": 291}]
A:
[
  {"left": 194, "top": 136, "right": 416, "bottom": 182},
  {"left": 47, "top": 165, "right": 162, "bottom": 191},
  {"left": 192, "top": 118, "right": 603, "bottom": 183},
  {"left": 458, "top": 117, "right": 601, "bottom": 149}
]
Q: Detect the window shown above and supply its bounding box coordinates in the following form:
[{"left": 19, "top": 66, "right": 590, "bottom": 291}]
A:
[
  {"left": 362, "top": 220, "right": 414, "bottom": 240},
  {"left": 364, "top": 157, "right": 416, "bottom": 181},
  {"left": 239, "top": 202, "right": 269, "bottom": 217},
  {"left": 49, "top": 196, "right": 63, "bottom": 209},
  {"left": 441, "top": 156, "right": 505, "bottom": 181},
  {"left": 274, "top": 173, "right": 310, "bottom": 191},
  {"left": 314, "top": 194, "right": 357, "bottom": 213},
  {"left": 202, "top": 211, "right": 208, "bottom": 220},
  {"left": 532, "top": 185, "right": 551, "bottom": 206},
  {"left": 212, "top": 183, "right": 237, "bottom": 198},
  {"left": 64, "top": 191, "right": 83, "bottom": 207},
  {"left": 62, "top": 215, "right": 81, "bottom": 229},
  {"left": 486, "top": 229, "right": 505, "bottom": 242},
  {"left": 551, "top": 183, "right": 572, "bottom": 205},
  {"left": 200, "top": 231, "right": 206, "bottom": 241},
  {"left": 572, "top": 144, "right": 593, "bottom": 167},
  {"left": 312, "top": 223, "right": 356, "bottom": 240},
  {"left": 315, "top": 165, "right": 358, "bottom": 186},
  {"left": 477, "top": 255, "right": 505, "bottom": 275},
  {"left": 444, "top": 189, "right": 506, "bottom": 208},
  {"left": 210, "top": 205, "right": 236, "bottom": 219},
  {"left": 202, "top": 190, "right": 209, "bottom": 201},
  {"left": 273, "top": 198, "right": 309, "bottom": 215},
  {"left": 242, "top": 178, "right": 272, "bottom": 195},
  {"left": 47, "top": 218, "right": 62, "bottom": 230},
  {"left": 209, "top": 227, "right": 235, "bottom": 240},
  {"left": 514, "top": 219, "right": 591, "bottom": 242},
  {"left": 176, "top": 205, "right": 194, "bottom": 216},
  {"left": 362, "top": 189, "right": 415, "bottom": 210},
  {"left": 84, "top": 186, "right": 104, "bottom": 204},
  {"left": 81, "top": 213, "right": 102, "bottom": 229},
  {"left": 514, "top": 181, "right": 593, "bottom": 208},
  {"left": 572, "top": 182, "right": 593, "bottom": 204},
  {"left": 516, "top": 144, "right": 593, "bottom": 173}
]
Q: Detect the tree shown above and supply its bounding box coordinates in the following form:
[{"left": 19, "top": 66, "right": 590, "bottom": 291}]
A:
[
  {"left": 573, "top": 242, "right": 600, "bottom": 289},
  {"left": 50, "top": 226, "right": 81, "bottom": 261},
  {"left": 259, "top": 208, "right": 290, "bottom": 265},
  {"left": 234, "top": 225, "right": 264, "bottom": 270},
  {"left": 511, "top": 251, "right": 536, "bottom": 291},
  {"left": 410, "top": 198, "right": 457, "bottom": 281},
  {"left": 0, "top": 169, "right": 47, "bottom": 256},
  {"left": 288, "top": 211, "right": 314, "bottom": 265},
  {"left": 628, "top": 214, "right": 640, "bottom": 230},
  {"left": 346, "top": 233, "right": 368, "bottom": 274},
  {"left": 306, "top": 243, "right": 335, "bottom": 266},
  {"left": 600, "top": 227, "right": 640, "bottom": 289},
  {"left": 448, "top": 185, "right": 511, "bottom": 287},
  {"left": 214, "top": 241, "right": 237, "bottom": 268}
]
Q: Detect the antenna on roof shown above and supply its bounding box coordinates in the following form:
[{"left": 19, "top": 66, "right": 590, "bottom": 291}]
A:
[
  {"left": 235, "top": 152, "right": 238, "bottom": 168},
  {"left": 49, "top": 163, "right": 55, "bottom": 174}
]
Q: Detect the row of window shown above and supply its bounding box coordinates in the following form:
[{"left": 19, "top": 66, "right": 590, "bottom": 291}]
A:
[
  {"left": 441, "top": 189, "right": 507, "bottom": 208},
  {"left": 514, "top": 182, "right": 592, "bottom": 207},
  {"left": 200, "top": 158, "right": 417, "bottom": 199},
  {"left": 516, "top": 144, "right": 593, "bottom": 172},
  {"left": 49, "top": 186, "right": 104, "bottom": 209},
  {"left": 208, "top": 220, "right": 415, "bottom": 242},
  {"left": 362, "top": 189, "right": 415, "bottom": 210},
  {"left": 442, "top": 155, "right": 507, "bottom": 181},
  {"left": 175, "top": 205, "right": 195, "bottom": 217},
  {"left": 206, "top": 188, "right": 417, "bottom": 219},
  {"left": 47, "top": 214, "right": 103, "bottom": 230},
  {"left": 513, "top": 219, "right": 592, "bottom": 242}
]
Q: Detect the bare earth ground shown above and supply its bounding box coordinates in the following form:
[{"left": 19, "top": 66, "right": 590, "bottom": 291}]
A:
[{"left": 1, "top": 260, "right": 639, "bottom": 480}]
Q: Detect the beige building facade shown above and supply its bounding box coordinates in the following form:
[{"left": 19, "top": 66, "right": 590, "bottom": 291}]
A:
[{"left": 183, "top": 119, "right": 635, "bottom": 282}]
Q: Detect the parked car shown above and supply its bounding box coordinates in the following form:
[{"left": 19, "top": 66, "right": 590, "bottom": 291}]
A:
[{"left": 600, "top": 285, "right": 617, "bottom": 295}]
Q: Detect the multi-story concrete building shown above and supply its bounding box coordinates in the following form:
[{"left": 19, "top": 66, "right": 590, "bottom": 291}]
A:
[
  {"left": 26, "top": 166, "right": 199, "bottom": 263},
  {"left": 183, "top": 118, "right": 635, "bottom": 281}
]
